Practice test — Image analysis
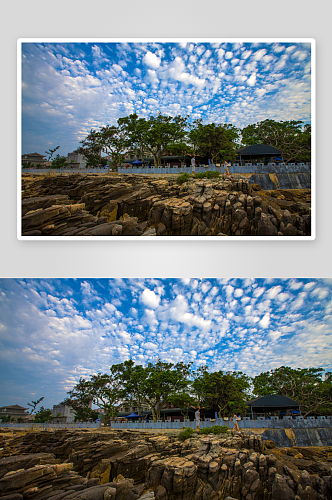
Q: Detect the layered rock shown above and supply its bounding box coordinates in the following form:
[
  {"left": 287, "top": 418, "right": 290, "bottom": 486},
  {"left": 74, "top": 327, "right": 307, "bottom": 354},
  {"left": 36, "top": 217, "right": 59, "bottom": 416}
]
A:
[
  {"left": 0, "top": 428, "right": 331, "bottom": 500},
  {"left": 21, "top": 174, "right": 311, "bottom": 236}
]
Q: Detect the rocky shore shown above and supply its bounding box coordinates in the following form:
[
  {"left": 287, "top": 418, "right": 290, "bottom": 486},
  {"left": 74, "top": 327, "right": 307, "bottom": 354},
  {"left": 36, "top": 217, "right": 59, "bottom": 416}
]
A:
[
  {"left": 21, "top": 173, "right": 311, "bottom": 236},
  {"left": 0, "top": 428, "right": 330, "bottom": 500}
]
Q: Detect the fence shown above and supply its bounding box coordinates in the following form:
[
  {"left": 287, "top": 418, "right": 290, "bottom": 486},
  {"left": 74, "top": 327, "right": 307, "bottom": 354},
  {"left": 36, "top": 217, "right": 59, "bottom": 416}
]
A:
[
  {"left": 117, "top": 163, "right": 311, "bottom": 175},
  {"left": 110, "top": 415, "right": 331, "bottom": 430},
  {"left": 0, "top": 422, "right": 101, "bottom": 430},
  {"left": 22, "top": 168, "right": 110, "bottom": 175},
  {"left": 22, "top": 163, "right": 311, "bottom": 177},
  {"left": 1, "top": 416, "right": 329, "bottom": 432}
]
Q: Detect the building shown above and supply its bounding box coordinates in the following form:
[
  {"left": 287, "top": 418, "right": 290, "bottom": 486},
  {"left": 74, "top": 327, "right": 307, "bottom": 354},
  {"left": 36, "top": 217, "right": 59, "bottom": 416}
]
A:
[
  {"left": 246, "top": 395, "right": 300, "bottom": 418},
  {"left": 0, "top": 404, "right": 30, "bottom": 421},
  {"left": 22, "top": 152, "right": 47, "bottom": 168},
  {"left": 66, "top": 152, "right": 87, "bottom": 169},
  {"left": 235, "top": 144, "right": 283, "bottom": 163},
  {"left": 51, "top": 404, "right": 75, "bottom": 423}
]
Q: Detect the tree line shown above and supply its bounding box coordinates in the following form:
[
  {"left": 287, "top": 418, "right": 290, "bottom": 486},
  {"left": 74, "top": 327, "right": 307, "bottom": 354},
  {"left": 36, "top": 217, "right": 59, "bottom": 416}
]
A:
[
  {"left": 76, "top": 114, "right": 311, "bottom": 169},
  {"left": 57, "top": 361, "right": 331, "bottom": 423}
]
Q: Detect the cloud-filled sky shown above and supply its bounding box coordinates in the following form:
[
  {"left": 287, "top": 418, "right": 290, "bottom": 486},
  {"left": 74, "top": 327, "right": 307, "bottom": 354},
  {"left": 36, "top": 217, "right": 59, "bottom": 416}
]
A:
[
  {"left": 0, "top": 278, "right": 330, "bottom": 411},
  {"left": 21, "top": 39, "right": 312, "bottom": 156}
]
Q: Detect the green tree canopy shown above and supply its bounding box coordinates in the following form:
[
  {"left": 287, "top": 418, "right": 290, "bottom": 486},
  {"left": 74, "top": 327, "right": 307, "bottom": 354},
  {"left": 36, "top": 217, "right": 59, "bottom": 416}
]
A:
[
  {"left": 51, "top": 154, "right": 68, "bottom": 169},
  {"left": 88, "top": 372, "right": 122, "bottom": 423},
  {"left": 62, "top": 377, "right": 98, "bottom": 422},
  {"left": 33, "top": 406, "right": 53, "bottom": 423},
  {"left": 189, "top": 121, "right": 240, "bottom": 164},
  {"left": 111, "top": 359, "right": 193, "bottom": 422},
  {"left": 241, "top": 119, "right": 311, "bottom": 163},
  {"left": 192, "top": 367, "right": 252, "bottom": 417},
  {"left": 253, "top": 366, "right": 332, "bottom": 416}
]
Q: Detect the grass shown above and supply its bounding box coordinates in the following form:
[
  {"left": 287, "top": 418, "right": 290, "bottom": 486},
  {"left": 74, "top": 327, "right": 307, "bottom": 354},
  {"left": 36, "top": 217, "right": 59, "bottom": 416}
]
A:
[
  {"left": 194, "top": 171, "right": 221, "bottom": 179},
  {"left": 198, "top": 425, "right": 229, "bottom": 435}
]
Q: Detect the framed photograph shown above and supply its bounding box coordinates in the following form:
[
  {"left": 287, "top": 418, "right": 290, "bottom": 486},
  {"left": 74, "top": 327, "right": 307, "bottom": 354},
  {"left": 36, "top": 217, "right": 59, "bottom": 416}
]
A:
[{"left": 18, "top": 38, "right": 315, "bottom": 240}]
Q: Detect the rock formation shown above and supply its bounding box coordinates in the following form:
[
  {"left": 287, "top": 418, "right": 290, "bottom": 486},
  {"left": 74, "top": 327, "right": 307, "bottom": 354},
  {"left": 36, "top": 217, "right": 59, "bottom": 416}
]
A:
[
  {"left": 21, "top": 174, "right": 311, "bottom": 236},
  {"left": 0, "top": 428, "right": 330, "bottom": 500}
]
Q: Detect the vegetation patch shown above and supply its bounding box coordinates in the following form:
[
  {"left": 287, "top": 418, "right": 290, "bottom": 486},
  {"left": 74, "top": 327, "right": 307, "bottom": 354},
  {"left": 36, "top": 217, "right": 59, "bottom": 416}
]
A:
[
  {"left": 177, "top": 172, "right": 191, "bottom": 184},
  {"left": 198, "top": 425, "right": 230, "bottom": 435},
  {"left": 179, "top": 426, "right": 195, "bottom": 441},
  {"left": 194, "top": 170, "right": 221, "bottom": 179}
]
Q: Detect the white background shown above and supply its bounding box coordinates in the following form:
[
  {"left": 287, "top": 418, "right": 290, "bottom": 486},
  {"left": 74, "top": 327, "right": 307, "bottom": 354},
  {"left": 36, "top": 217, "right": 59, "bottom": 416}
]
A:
[{"left": 1, "top": 0, "right": 330, "bottom": 278}]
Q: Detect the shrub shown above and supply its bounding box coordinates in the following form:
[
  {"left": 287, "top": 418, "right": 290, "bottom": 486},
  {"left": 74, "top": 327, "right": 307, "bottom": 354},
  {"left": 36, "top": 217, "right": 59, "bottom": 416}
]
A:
[
  {"left": 177, "top": 172, "right": 191, "bottom": 184},
  {"left": 179, "top": 426, "right": 195, "bottom": 441},
  {"left": 194, "top": 170, "right": 220, "bottom": 179},
  {"left": 198, "top": 425, "right": 229, "bottom": 435}
]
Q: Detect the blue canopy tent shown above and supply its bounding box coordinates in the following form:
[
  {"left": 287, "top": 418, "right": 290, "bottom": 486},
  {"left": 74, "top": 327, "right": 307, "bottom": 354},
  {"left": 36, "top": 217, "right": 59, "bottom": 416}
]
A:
[
  {"left": 129, "top": 159, "right": 145, "bottom": 166},
  {"left": 124, "top": 412, "right": 143, "bottom": 418}
]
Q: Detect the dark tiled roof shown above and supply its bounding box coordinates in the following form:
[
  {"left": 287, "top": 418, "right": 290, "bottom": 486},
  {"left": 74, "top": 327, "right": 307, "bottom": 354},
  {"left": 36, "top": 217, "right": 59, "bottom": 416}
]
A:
[
  {"left": 246, "top": 395, "right": 299, "bottom": 408},
  {"left": 0, "top": 404, "right": 28, "bottom": 410},
  {"left": 237, "top": 144, "right": 282, "bottom": 155}
]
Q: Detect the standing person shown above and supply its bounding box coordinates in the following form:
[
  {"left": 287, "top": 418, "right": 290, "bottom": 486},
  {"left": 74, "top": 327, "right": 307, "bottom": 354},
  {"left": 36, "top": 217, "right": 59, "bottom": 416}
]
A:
[
  {"left": 195, "top": 408, "right": 200, "bottom": 429},
  {"left": 232, "top": 414, "right": 240, "bottom": 432},
  {"left": 191, "top": 156, "right": 196, "bottom": 174}
]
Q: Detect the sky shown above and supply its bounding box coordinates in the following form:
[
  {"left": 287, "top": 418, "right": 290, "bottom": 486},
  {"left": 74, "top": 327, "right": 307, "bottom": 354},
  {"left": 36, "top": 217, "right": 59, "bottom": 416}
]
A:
[
  {"left": 21, "top": 39, "right": 312, "bottom": 157},
  {"left": 0, "top": 278, "right": 331, "bottom": 411}
]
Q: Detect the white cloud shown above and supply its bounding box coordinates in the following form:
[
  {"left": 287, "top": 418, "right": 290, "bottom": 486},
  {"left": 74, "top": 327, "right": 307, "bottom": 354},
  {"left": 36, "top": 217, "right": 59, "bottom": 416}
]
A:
[
  {"left": 140, "top": 289, "right": 160, "bottom": 309},
  {"left": 267, "top": 286, "right": 282, "bottom": 299},
  {"left": 259, "top": 313, "right": 270, "bottom": 328},
  {"left": 143, "top": 51, "right": 161, "bottom": 69},
  {"left": 247, "top": 73, "right": 256, "bottom": 86}
]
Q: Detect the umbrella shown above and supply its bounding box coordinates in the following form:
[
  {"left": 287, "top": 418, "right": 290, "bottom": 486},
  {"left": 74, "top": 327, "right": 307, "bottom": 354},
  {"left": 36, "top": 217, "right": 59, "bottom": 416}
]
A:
[{"left": 274, "top": 157, "right": 283, "bottom": 161}]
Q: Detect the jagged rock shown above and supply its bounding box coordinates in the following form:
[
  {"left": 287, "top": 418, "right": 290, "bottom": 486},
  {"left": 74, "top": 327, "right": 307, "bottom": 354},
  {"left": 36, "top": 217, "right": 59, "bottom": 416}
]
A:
[
  {"left": 21, "top": 174, "right": 311, "bottom": 237},
  {"left": 1, "top": 428, "right": 329, "bottom": 500}
]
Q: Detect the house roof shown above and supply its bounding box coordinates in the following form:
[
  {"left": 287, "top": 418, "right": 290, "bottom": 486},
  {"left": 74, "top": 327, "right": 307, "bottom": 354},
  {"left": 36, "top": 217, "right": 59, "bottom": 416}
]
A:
[
  {"left": 246, "top": 395, "right": 300, "bottom": 409},
  {"left": 23, "top": 153, "right": 46, "bottom": 157},
  {"left": 0, "top": 404, "right": 28, "bottom": 410},
  {"left": 236, "top": 144, "right": 282, "bottom": 156}
]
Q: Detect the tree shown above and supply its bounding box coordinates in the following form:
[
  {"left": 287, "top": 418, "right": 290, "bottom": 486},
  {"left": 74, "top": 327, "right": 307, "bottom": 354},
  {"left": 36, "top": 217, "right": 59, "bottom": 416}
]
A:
[
  {"left": 111, "top": 359, "right": 193, "bottom": 422},
  {"left": 192, "top": 367, "right": 251, "bottom": 417},
  {"left": 45, "top": 146, "right": 60, "bottom": 161},
  {"left": 241, "top": 119, "right": 311, "bottom": 163},
  {"left": 78, "top": 124, "right": 127, "bottom": 169},
  {"left": 33, "top": 406, "right": 53, "bottom": 423},
  {"left": 51, "top": 155, "right": 68, "bottom": 169},
  {"left": 117, "top": 113, "right": 150, "bottom": 163},
  {"left": 98, "top": 125, "right": 128, "bottom": 169},
  {"left": 167, "top": 392, "right": 197, "bottom": 419},
  {"left": 143, "top": 115, "right": 189, "bottom": 168},
  {"left": 78, "top": 129, "right": 103, "bottom": 167},
  {"left": 62, "top": 377, "right": 97, "bottom": 422},
  {"left": 111, "top": 359, "right": 148, "bottom": 417},
  {"left": 253, "top": 366, "right": 332, "bottom": 416},
  {"left": 88, "top": 373, "right": 122, "bottom": 423},
  {"left": 27, "top": 397, "right": 44, "bottom": 415},
  {"left": 189, "top": 122, "right": 240, "bottom": 164}
]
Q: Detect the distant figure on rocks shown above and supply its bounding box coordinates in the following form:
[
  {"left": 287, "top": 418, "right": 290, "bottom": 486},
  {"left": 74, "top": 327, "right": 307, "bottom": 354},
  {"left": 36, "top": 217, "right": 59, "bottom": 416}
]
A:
[
  {"left": 195, "top": 408, "right": 200, "bottom": 429},
  {"left": 232, "top": 414, "right": 240, "bottom": 432},
  {"left": 191, "top": 156, "right": 196, "bottom": 173}
]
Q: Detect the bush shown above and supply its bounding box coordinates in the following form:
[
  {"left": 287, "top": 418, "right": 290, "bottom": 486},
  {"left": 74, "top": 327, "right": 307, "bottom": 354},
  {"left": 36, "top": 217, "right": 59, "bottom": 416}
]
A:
[
  {"left": 177, "top": 172, "right": 191, "bottom": 184},
  {"left": 179, "top": 426, "right": 195, "bottom": 441},
  {"left": 198, "top": 425, "right": 229, "bottom": 435},
  {"left": 194, "top": 170, "right": 220, "bottom": 179}
]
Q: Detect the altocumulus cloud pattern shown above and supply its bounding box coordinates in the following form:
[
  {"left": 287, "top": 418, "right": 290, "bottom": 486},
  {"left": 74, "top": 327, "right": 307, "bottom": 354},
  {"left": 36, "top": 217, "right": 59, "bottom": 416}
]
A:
[
  {"left": 21, "top": 41, "right": 312, "bottom": 155},
  {"left": 0, "top": 279, "right": 331, "bottom": 409}
]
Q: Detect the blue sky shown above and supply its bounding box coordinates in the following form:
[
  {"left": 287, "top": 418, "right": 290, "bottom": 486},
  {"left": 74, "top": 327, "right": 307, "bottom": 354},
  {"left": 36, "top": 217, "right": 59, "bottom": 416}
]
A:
[
  {"left": 21, "top": 40, "right": 312, "bottom": 156},
  {"left": 0, "top": 278, "right": 330, "bottom": 411}
]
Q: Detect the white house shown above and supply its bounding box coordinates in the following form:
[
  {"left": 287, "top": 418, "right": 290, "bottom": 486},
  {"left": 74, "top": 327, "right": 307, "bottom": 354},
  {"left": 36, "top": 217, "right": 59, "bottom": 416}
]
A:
[{"left": 66, "top": 152, "right": 87, "bottom": 169}]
